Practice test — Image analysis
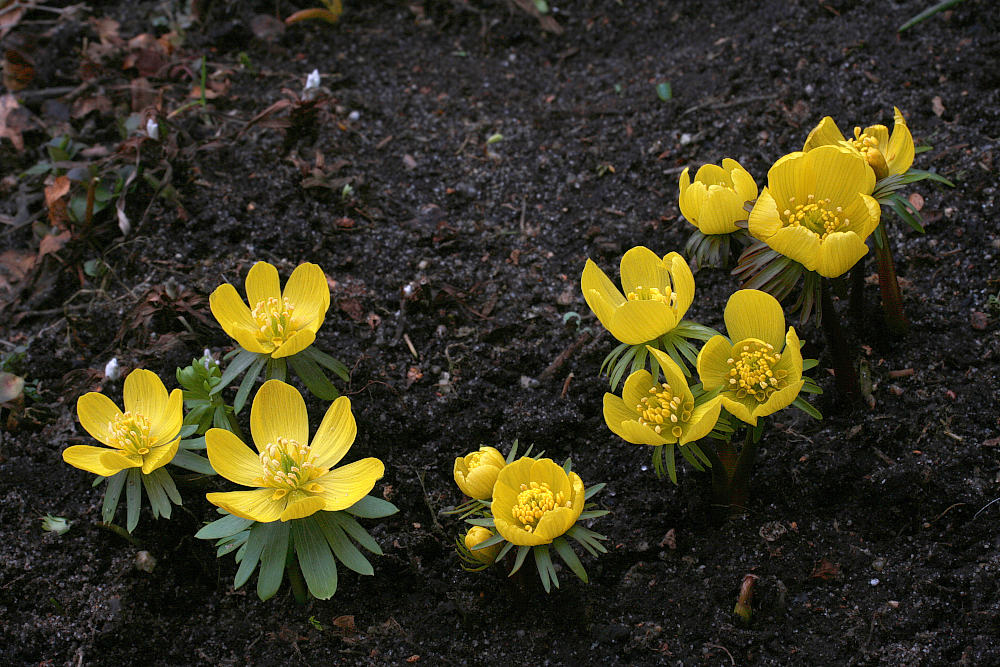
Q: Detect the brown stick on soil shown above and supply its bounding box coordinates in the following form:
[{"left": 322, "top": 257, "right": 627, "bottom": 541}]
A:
[{"left": 539, "top": 331, "right": 591, "bottom": 381}]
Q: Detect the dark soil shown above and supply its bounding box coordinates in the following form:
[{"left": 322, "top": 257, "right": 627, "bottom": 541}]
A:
[{"left": 2, "top": 0, "right": 999, "bottom": 664}]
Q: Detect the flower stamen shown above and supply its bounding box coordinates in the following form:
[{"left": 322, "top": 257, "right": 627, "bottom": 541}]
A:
[
  {"left": 251, "top": 296, "right": 295, "bottom": 348},
  {"left": 783, "top": 197, "right": 848, "bottom": 240},
  {"left": 512, "top": 481, "right": 568, "bottom": 532},
  {"left": 626, "top": 285, "right": 677, "bottom": 308},
  {"left": 635, "top": 383, "right": 694, "bottom": 439},
  {"left": 726, "top": 341, "right": 789, "bottom": 403},
  {"left": 259, "top": 437, "right": 319, "bottom": 491},
  {"left": 108, "top": 412, "right": 152, "bottom": 455}
]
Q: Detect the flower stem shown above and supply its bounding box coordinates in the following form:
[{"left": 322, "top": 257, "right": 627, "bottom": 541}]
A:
[
  {"left": 286, "top": 554, "right": 309, "bottom": 604},
  {"left": 820, "top": 279, "right": 862, "bottom": 408},
  {"left": 873, "top": 223, "right": 909, "bottom": 336},
  {"left": 707, "top": 426, "right": 761, "bottom": 521},
  {"left": 849, "top": 261, "right": 866, "bottom": 334}
]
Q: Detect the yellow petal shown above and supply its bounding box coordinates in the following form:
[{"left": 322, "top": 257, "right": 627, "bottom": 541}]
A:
[
  {"left": 814, "top": 231, "right": 869, "bottom": 278},
  {"left": 150, "top": 388, "right": 183, "bottom": 447},
  {"left": 533, "top": 505, "right": 577, "bottom": 542},
  {"left": 206, "top": 488, "right": 284, "bottom": 522},
  {"left": 724, "top": 289, "right": 786, "bottom": 351},
  {"left": 776, "top": 327, "right": 804, "bottom": 382},
  {"left": 602, "top": 393, "right": 642, "bottom": 442},
  {"left": 768, "top": 151, "right": 814, "bottom": 207},
  {"left": 313, "top": 457, "right": 385, "bottom": 511},
  {"left": 648, "top": 347, "right": 690, "bottom": 400},
  {"left": 696, "top": 335, "right": 734, "bottom": 391},
  {"left": 721, "top": 395, "right": 758, "bottom": 426},
  {"left": 750, "top": 379, "right": 805, "bottom": 421},
  {"left": 664, "top": 252, "right": 695, "bottom": 320},
  {"left": 864, "top": 124, "right": 890, "bottom": 153},
  {"left": 76, "top": 392, "right": 123, "bottom": 447},
  {"left": 617, "top": 419, "right": 670, "bottom": 445},
  {"left": 888, "top": 108, "right": 914, "bottom": 175},
  {"left": 678, "top": 168, "right": 698, "bottom": 223},
  {"left": 271, "top": 329, "right": 316, "bottom": 359},
  {"left": 494, "top": 515, "right": 547, "bottom": 546},
  {"left": 206, "top": 427, "right": 262, "bottom": 486},
  {"left": 245, "top": 261, "right": 281, "bottom": 309},
  {"left": 859, "top": 194, "right": 882, "bottom": 238},
  {"left": 609, "top": 300, "right": 677, "bottom": 345},
  {"left": 622, "top": 368, "right": 655, "bottom": 409},
  {"left": 697, "top": 186, "right": 745, "bottom": 234},
  {"left": 680, "top": 396, "right": 723, "bottom": 445},
  {"left": 63, "top": 444, "right": 128, "bottom": 476},
  {"left": 803, "top": 116, "right": 846, "bottom": 152},
  {"left": 619, "top": 246, "right": 666, "bottom": 294},
  {"left": 280, "top": 495, "right": 326, "bottom": 521},
  {"left": 529, "top": 458, "right": 570, "bottom": 498},
  {"left": 283, "top": 262, "right": 330, "bottom": 332},
  {"left": 765, "top": 225, "right": 822, "bottom": 272},
  {"left": 310, "top": 395, "right": 357, "bottom": 470},
  {"left": 458, "top": 465, "right": 501, "bottom": 500},
  {"left": 250, "top": 380, "right": 309, "bottom": 454},
  {"left": 810, "top": 144, "right": 875, "bottom": 203},
  {"left": 141, "top": 438, "right": 178, "bottom": 474},
  {"left": 100, "top": 450, "right": 143, "bottom": 472},
  {"left": 582, "top": 260, "right": 624, "bottom": 334},
  {"left": 123, "top": 369, "right": 168, "bottom": 424},
  {"left": 491, "top": 474, "right": 519, "bottom": 513},
  {"left": 725, "top": 158, "right": 758, "bottom": 202},
  {"left": 209, "top": 283, "right": 256, "bottom": 342},
  {"left": 693, "top": 162, "right": 730, "bottom": 186},
  {"left": 747, "top": 189, "right": 782, "bottom": 241}
]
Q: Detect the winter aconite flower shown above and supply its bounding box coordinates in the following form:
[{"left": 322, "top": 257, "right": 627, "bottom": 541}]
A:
[
  {"left": 581, "top": 246, "right": 695, "bottom": 345},
  {"left": 603, "top": 347, "right": 722, "bottom": 446},
  {"left": 454, "top": 446, "right": 506, "bottom": 500},
  {"left": 464, "top": 526, "right": 501, "bottom": 564},
  {"left": 748, "top": 145, "right": 881, "bottom": 278},
  {"left": 492, "top": 456, "right": 585, "bottom": 547},
  {"left": 205, "top": 380, "right": 383, "bottom": 522},
  {"left": 210, "top": 261, "right": 330, "bottom": 359},
  {"left": 697, "top": 290, "right": 805, "bottom": 426},
  {"left": 64, "top": 369, "right": 182, "bottom": 476},
  {"left": 678, "top": 159, "right": 758, "bottom": 235},
  {"left": 803, "top": 107, "right": 914, "bottom": 181}
]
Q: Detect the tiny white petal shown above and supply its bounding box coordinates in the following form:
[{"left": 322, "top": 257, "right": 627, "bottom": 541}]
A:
[
  {"left": 104, "top": 358, "right": 120, "bottom": 381},
  {"left": 145, "top": 118, "right": 159, "bottom": 140},
  {"left": 305, "top": 69, "right": 321, "bottom": 90}
]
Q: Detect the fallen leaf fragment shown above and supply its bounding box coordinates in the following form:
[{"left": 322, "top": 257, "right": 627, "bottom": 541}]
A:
[
  {"left": 932, "top": 96, "right": 945, "bottom": 117},
  {"left": 810, "top": 558, "right": 841, "bottom": 580},
  {"left": 0, "top": 94, "right": 38, "bottom": 151},
  {"left": 0, "top": 371, "right": 24, "bottom": 403},
  {"left": 970, "top": 311, "right": 988, "bottom": 330}
]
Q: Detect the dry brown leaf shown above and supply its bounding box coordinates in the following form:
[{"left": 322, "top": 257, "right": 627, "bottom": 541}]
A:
[
  {"left": 2, "top": 47, "right": 35, "bottom": 91},
  {"left": 90, "top": 16, "right": 122, "bottom": 45},
  {"left": 932, "top": 96, "right": 945, "bottom": 117},
  {"left": 0, "top": 249, "right": 34, "bottom": 297},
  {"left": 37, "top": 230, "right": 72, "bottom": 262},
  {"left": 44, "top": 175, "right": 71, "bottom": 227},
  {"left": 0, "top": 94, "right": 38, "bottom": 151},
  {"left": 0, "top": 3, "right": 25, "bottom": 40},
  {"left": 908, "top": 192, "right": 924, "bottom": 211},
  {"left": 0, "top": 371, "right": 24, "bottom": 403},
  {"left": 72, "top": 95, "right": 113, "bottom": 118}
]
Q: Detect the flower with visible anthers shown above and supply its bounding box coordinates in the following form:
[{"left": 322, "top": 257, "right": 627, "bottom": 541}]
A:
[
  {"left": 748, "top": 145, "right": 881, "bottom": 278},
  {"left": 603, "top": 347, "right": 722, "bottom": 446},
  {"left": 210, "top": 261, "right": 330, "bottom": 359},
  {"left": 803, "top": 107, "right": 915, "bottom": 182},
  {"left": 491, "top": 457, "right": 585, "bottom": 547},
  {"left": 581, "top": 246, "right": 695, "bottom": 345},
  {"left": 697, "top": 290, "right": 805, "bottom": 425},
  {"left": 64, "top": 369, "right": 182, "bottom": 476},
  {"left": 205, "top": 380, "right": 383, "bottom": 522}
]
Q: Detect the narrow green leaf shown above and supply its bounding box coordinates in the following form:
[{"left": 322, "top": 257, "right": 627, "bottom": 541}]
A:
[
  {"left": 212, "top": 349, "right": 259, "bottom": 395},
  {"left": 509, "top": 545, "right": 530, "bottom": 576},
  {"left": 196, "top": 513, "right": 254, "bottom": 540},
  {"left": 677, "top": 442, "right": 705, "bottom": 470},
  {"left": 465, "top": 517, "right": 496, "bottom": 527},
  {"left": 234, "top": 522, "right": 267, "bottom": 588},
  {"left": 898, "top": 0, "right": 964, "bottom": 32},
  {"left": 301, "top": 347, "right": 351, "bottom": 381},
  {"left": 234, "top": 356, "right": 267, "bottom": 414},
  {"left": 584, "top": 482, "right": 606, "bottom": 500},
  {"left": 665, "top": 444, "right": 678, "bottom": 484},
  {"left": 330, "top": 512, "right": 383, "bottom": 555},
  {"left": 102, "top": 470, "right": 127, "bottom": 524},
  {"left": 170, "top": 449, "right": 216, "bottom": 475},
  {"left": 533, "top": 545, "right": 557, "bottom": 592},
  {"left": 314, "top": 515, "right": 373, "bottom": 576},
  {"left": 125, "top": 468, "right": 142, "bottom": 532},
  {"left": 142, "top": 470, "right": 172, "bottom": 519},
  {"left": 292, "top": 517, "right": 339, "bottom": 599},
  {"left": 496, "top": 541, "right": 515, "bottom": 561},
  {"left": 562, "top": 457, "right": 572, "bottom": 474},
  {"left": 266, "top": 357, "right": 287, "bottom": 383},
  {"left": 288, "top": 354, "right": 340, "bottom": 400},
  {"left": 152, "top": 467, "right": 182, "bottom": 505},
  {"left": 552, "top": 537, "right": 588, "bottom": 583},
  {"left": 577, "top": 510, "right": 609, "bottom": 519},
  {"left": 257, "top": 521, "right": 290, "bottom": 601},
  {"left": 793, "top": 395, "right": 823, "bottom": 419},
  {"left": 345, "top": 495, "right": 398, "bottom": 519},
  {"left": 178, "top": 424, "right": 198, "bottom": 438},
  {"left": 467, "top": 532, "right": 505, "bottom": 550},
  {"left": 179, "top": 436, "right": 206, "bottom": 450}
]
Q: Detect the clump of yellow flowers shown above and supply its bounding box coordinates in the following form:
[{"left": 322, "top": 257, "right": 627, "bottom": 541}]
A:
[
  {"left": 209, "top": 261, "right": 349, "bottom": 414},
  {"left": 450, "top": 443, "right": 608, "bottom": 592}
]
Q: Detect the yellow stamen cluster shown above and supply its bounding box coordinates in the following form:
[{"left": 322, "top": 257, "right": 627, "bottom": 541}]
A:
[
  {"left": 109, "top": 411, "right": 152, "bottom": 455},
  {"left": 727, "top": 341, "right": 789, "bottom": 403},
  {"left": 512, "top": 481, "right": 567, "bottom": 532},
  {"left": 465, "top": 451, "right": 485, "bottom": 470},
  {"left": 636, "top": 382, "right": 693, "bottom": 439},
  {"left": 849, "top": 126, "right": 882, "bottom": 155},
  {"left": 252, "top": 296, "right": 295, "bottom": 347},
  {"left": 849, "top": 126, "right": 889, "bottom": 179},
  {"left": 626, "top": 285, "right": 676, "bottom": 307},
  {"left": 782, "top": 194, "right": 848, "bottom": 240},
  {"left": 259, "top": 436, "right": 319, "bottom": 494}
]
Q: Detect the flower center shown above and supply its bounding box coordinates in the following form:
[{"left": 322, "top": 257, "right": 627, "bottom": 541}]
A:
[
  {"left": 109, "top": 411, "right": 152, "bottom": 455},
  {"left": 626, "top": 285, "right": 676, "bottom": 306},
  {"left": 782, "top": 195, "right": 848, "bottom": 240},
  {"left": 726, "top": 340, "right": 789, "bottom": 403},
  {"left": 466, "top": 451, "right": 486, "bottom": 469},
  {"left": 251, "top": 296, "right": 295, "bottom": 347},
  {"left": 635, "top": 382, "right": 694, "bottom": 439},
  {"left": 848, "top": 126, "right": 889, "bottom": 179},
  {"left": 259, "top": 437, "right": 320, "bottom": 495},
  {"left": 512, "top": 481, "right": 568, "bottom": 533}
]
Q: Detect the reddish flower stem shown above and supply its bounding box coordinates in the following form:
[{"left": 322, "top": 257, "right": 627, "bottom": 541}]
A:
[
  {"left": 820, "top": 279, "right": 862, "bottom": 408},
  {"left": 874, "top": 223, "right": 909, "bottom": 336}
]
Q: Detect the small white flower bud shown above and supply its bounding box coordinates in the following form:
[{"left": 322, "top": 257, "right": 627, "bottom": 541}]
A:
[
  {"left": 104, "top": 358, "right": 120, "bottom": 381},
  {"left": 145, "top": 118, "right": 159, "bottom": 140},
  {"left": 305, "top": 69, "right": 321, "bottom": 90}
]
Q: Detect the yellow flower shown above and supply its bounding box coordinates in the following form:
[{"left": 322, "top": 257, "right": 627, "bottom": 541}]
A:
[
  {"left": 205, "top": 380, "right": 384, "bottom": 522},
  {"left": 581, "top": 246, "right": 695, "bottom": 345},
  {"left": 696, "top": 290, "right": 805, "bottom": 426},
  {"left": 464, "top": 526, "right": 500, "bottom": 564},
  {"left": 210, "top": 261, "right": 330, "bottom": 358},
  {"left": 453, "top": 446, "right": 506, "bottom": 500},
  {"left": 803, "top": 107, "right": 915, "bottom": 181},
  {"left": 603, "top": 347, "right": 722, "bottom": 446},
  {"left": 492, "top": 457, "right": 585, "bottom": 547},
  {"left": 64, "top": 369, "right": 182, "bottom": 476},
  {"left": 678, "top": 158, "right": 758, "bottom": 234},
  {"left": 748, "top": 145, "right": 881, "bottom": 278}
]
